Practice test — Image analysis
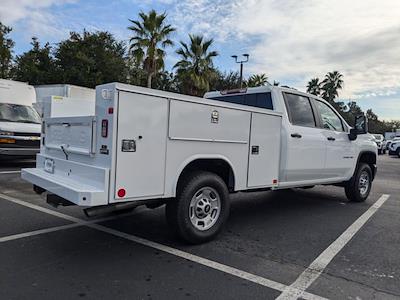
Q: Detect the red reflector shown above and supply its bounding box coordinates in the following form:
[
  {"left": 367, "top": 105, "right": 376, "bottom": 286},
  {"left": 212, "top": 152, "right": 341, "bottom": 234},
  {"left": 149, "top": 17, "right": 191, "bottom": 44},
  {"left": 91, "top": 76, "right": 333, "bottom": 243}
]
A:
[
  {"left": 101, "top": 119, "right": 108, "bottom": 138},
  {"left": 108, "top": 107, "right": 113, "bottom": 114},
  {"left": 273, "top": 179, "right": 278, "bottom": 184},
  {"left": 117, "top": 188, "right": 126, "bottom": 198}
]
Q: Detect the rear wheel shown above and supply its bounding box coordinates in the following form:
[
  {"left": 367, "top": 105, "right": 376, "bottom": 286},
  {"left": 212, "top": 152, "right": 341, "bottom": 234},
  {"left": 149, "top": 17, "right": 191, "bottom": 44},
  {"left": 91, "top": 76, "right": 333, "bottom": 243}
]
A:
[
  {"left": 344, "top": 163, "right": 372, "bottom": 202},
  {"left": 166, "top": 171, "right": 230, "bottom": 244}
]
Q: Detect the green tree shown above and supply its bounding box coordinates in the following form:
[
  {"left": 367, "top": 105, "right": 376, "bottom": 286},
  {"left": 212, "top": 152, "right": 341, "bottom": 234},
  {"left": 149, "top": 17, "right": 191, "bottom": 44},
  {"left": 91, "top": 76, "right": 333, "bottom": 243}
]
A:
[
  {"left": 126, "top": 56, "right": 147, "bottom": 86},
  {"left": 128, "top": 10, "right": 176, "bottom": 88},
  {"left": 174, "top": 34, "right": 218, "bottom": 96},
  {"left": 13, "top": 37, "right": 58, "bottom": 85},
  {"left": 55, "top": 31, "right": 127, "bottom": 88},
  {"left": 0, "top": 22, "right": 14, "bottom": 78},
  {"left": 210, "top": 70, "right": 240, "bottom": 91},
  {"left": 246, "top": 73, "right": 268, "bottom": 87},
  {"left": 306, "top": 77, "right": 321, "bottom": 96},
  {"left": 321, "top": 71, "right": 344, "bottom": 103},
  {"left": 153, "top": 71, "right": 178, "bottom": 92}
]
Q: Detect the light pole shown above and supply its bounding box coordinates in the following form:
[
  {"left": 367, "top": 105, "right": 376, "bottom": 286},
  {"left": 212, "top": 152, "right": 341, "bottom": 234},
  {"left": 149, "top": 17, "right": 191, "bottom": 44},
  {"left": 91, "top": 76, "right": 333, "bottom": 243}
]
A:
[{"left": 231, "top": 54, "right": 249, "bottom": 88}]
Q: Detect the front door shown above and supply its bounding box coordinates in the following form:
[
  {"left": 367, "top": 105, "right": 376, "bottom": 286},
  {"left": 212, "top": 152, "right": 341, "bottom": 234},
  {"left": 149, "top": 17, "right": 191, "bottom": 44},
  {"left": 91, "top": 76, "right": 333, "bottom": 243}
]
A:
[{"left": 313, "top": 99, "right": 356, "bottom": 179}]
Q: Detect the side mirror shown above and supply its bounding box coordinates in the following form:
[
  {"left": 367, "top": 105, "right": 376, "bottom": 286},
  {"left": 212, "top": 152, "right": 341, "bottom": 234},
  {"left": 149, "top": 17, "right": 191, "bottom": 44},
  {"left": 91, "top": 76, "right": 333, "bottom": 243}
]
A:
[
  {"left": 349, "top": 128, "right": 358, "bottom": 141},
  {"left": 348, "top": 115, "right": 368, "bottom": 141}
]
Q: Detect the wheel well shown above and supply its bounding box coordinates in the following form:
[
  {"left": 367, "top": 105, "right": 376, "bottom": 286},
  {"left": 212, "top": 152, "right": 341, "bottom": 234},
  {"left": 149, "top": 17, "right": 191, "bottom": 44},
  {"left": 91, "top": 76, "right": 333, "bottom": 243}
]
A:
[
  {"left": 358, "top": 152, "right": 377, "bottom": 179},
  {"left": 176, "top": 159, "right": 235, "bottom": 194}
]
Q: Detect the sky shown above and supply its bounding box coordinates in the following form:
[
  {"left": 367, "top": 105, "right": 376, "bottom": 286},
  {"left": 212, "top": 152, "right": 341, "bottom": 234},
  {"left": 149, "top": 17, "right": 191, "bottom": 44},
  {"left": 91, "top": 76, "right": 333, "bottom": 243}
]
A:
[{"left": 0, "top": 0, "right": 399, "bottom": 120}]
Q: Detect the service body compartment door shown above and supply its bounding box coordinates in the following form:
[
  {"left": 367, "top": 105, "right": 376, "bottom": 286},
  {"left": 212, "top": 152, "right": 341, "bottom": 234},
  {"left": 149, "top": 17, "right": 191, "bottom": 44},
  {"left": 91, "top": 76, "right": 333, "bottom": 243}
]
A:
[
  {"left": 114, "top": 91, "right": 168, "bottom": 200},
  {"left": 247, "top": 113, "right": 281, "bottom": 188}
]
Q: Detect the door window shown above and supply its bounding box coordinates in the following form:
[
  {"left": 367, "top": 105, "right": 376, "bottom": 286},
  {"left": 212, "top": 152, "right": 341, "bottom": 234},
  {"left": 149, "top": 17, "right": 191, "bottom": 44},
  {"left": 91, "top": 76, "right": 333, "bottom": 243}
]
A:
[
  {"left": 283, "top": 93, "right": 316, "bottom": 127},
  {"left": 315, "top": 100, "right": 344, "bottom": 132}
]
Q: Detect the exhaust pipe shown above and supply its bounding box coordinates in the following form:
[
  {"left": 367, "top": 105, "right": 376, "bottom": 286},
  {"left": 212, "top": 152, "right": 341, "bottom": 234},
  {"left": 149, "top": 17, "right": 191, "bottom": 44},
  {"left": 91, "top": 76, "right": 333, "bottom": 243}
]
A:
[{"left": 84, "top": 202, "right": 141, "bottom": 218}]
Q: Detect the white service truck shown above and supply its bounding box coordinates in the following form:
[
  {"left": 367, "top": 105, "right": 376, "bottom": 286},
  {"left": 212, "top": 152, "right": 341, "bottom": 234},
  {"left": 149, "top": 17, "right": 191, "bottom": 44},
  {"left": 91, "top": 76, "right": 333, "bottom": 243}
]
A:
[{"left": 22, "top": 83, "right": 377, "bottom": 243}]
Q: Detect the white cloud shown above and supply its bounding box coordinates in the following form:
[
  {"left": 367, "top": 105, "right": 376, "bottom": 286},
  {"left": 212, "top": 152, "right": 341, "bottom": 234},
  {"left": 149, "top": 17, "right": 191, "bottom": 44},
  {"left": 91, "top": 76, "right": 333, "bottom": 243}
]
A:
[
  {"left": 0, "top": 0, "right": 76, "bottom": 40},
  {"left": 164, "top": 0, "right": 400, "bottom": 100}
]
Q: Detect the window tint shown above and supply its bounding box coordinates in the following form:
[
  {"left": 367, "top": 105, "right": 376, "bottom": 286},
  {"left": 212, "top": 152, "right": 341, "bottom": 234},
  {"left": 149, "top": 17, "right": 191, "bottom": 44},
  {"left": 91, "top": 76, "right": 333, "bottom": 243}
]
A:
[
  {"left": 284, "top": 93, "right": 316, "bottom": 127},
  {"left": 209, "top": 92, "right": 273, "bottom": 109},
  {"left": 315, "top": 100, "right": 344, "bottom": 132}
]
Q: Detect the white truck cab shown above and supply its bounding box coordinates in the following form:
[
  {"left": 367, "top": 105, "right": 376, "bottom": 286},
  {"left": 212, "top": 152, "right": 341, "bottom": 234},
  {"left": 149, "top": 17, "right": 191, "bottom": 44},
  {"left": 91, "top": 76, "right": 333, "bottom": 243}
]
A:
[
  {"left": 0, "top": 79, "right": 41, "bottom": 158},
  {"left": 22, "top": 83, "right": 377, "bottom": 243}
]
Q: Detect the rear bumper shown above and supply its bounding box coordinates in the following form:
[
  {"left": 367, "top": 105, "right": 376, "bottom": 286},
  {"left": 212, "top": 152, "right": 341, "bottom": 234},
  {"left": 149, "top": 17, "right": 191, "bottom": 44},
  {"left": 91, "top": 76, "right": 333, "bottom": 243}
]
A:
[{"left": 21, "top": 155, "right": 109, "bottom": 207}]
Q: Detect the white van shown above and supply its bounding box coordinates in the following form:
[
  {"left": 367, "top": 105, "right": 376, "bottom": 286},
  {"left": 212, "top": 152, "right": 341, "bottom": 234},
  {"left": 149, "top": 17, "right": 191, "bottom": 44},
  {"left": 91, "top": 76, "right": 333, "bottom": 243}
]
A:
[{"left": 0, "top": 79, "right": 41, "bottom": 157}]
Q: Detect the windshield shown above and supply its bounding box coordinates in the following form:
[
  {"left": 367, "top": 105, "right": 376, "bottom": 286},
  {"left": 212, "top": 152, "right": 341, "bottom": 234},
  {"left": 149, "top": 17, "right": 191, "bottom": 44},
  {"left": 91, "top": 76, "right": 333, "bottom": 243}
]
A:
[{"left": 0, "top": 103, "right": 41, "bottom": 124}]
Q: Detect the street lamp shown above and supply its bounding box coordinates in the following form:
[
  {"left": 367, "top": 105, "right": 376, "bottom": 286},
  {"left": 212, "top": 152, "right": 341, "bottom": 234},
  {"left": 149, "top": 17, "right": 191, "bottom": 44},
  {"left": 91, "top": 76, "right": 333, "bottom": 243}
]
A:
[{"left": 231, "top": 54, "right": 249, "bottom": 88}]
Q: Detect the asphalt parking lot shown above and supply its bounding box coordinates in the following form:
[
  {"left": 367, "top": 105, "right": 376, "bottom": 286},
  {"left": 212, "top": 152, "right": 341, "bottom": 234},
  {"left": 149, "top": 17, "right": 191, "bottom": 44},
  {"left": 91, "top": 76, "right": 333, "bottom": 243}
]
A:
[{"left": 0, "top": 155, "right": 399, "bottom": 300}]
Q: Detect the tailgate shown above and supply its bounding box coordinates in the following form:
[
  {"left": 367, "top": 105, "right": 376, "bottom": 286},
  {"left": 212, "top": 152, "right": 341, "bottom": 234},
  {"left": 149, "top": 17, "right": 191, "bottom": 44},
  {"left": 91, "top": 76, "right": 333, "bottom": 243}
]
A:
[{"left": 44, "top": 116, "right": 96, "bottom": 156}]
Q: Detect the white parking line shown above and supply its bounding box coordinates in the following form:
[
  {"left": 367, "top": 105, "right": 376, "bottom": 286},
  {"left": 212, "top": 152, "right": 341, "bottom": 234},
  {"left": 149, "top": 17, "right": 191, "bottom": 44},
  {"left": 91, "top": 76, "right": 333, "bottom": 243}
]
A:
[
  {"left": 0, "top": 213, "right": 133, "bottom": 243},
  {"left": 0, "top": 170, "right": 21, "bottom": 174},
  {"left": 276, "top": 194, "right": 390, "bottom": 300},
  {"left": 0, "top": 192, "right": 326, "bottom": 300}
]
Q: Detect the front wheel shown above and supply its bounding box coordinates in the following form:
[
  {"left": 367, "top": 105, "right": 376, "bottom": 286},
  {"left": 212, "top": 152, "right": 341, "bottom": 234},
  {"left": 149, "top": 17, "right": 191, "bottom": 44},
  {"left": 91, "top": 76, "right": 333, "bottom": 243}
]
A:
[
  {"left": 344, "top": 163, "right": 372, "bottom": 202},
  {"left": 166, "top": 171, "right": 230, "bottom": 244}
]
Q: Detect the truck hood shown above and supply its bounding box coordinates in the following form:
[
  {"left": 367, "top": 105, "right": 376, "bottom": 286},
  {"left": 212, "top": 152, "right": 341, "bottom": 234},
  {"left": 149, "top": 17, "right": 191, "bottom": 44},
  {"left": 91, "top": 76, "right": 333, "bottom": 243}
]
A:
[{"left": 0, "top": 121, "right": 41, "bottom": 134}]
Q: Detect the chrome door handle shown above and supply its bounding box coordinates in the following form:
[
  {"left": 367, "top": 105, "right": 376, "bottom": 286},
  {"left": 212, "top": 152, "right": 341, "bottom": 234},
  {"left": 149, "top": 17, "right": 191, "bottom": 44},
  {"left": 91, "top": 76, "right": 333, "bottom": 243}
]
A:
[{"left": 291, "top": 133, "right": 302, "bottom": 138}]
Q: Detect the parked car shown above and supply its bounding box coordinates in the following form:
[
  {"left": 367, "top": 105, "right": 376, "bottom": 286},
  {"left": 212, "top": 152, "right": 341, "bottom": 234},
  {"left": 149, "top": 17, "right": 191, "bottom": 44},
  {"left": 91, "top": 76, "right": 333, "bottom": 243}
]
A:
[
  {"left": 22, "top": 83, "right": 377, "bottom": 244},
  {"left": 372, "top": 134, "right": 386, "bottom": 154},
  {"left": 0, "top": 79, "right": 41, "bottom": 158},
  {"left": 387, "top": 137, "right": 400, "bottom": 152},
  {"left": 389, "top": 138, "right": 400, "bottom": 157}
]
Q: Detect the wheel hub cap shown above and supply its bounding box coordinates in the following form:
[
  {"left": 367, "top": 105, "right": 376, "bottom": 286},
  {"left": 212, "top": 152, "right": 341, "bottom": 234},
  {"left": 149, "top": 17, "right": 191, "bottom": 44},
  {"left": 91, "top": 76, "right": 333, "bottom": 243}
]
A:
[
  {"left": 189, "top": 187, "right": 221, "bottom": 231},
  {"left": 358, "top": 171, "right": 370, "bottom": 196}
]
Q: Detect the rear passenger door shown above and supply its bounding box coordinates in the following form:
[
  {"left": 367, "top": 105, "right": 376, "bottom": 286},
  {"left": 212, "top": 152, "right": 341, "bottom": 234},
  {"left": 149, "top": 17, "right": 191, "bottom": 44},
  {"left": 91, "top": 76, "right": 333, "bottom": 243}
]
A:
[{"left": 283, "top": 93, "right": 327, "bottom": 182}]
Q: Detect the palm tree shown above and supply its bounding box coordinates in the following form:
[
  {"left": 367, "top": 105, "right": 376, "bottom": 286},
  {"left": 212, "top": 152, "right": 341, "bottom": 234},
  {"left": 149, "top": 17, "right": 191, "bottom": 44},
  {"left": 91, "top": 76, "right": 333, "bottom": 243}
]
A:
[
  {"left": 246, "top": 73, "right": 268, "bottom": 87},
  {"left": 321, "top": 71, "right": 344, "bottom": 103},
  {"left": 306, "top": 77, "right": 321, "bottom": 96},
  {"left": 128, "top": 10, "right": 176, "bottom": 88},
  {"left": 174, "top": 34, "right": 218, "bottom": 96}
]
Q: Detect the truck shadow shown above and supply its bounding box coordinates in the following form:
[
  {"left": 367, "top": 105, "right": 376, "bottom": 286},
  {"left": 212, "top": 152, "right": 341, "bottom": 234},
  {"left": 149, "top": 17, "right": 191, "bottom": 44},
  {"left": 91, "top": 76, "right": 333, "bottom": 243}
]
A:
[{"left": 100, "top": 186, "right": 370, "bottom": 250}]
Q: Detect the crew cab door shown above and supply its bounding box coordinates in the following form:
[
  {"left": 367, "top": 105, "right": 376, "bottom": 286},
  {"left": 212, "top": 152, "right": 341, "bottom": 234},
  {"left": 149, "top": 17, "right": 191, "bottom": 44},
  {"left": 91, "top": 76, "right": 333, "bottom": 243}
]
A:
[
  {"left": 313, "top": 99, "right": 356, "bottom": 179},
  {"left": 283, "top": 93, "right": 327, "bottom": 182}
]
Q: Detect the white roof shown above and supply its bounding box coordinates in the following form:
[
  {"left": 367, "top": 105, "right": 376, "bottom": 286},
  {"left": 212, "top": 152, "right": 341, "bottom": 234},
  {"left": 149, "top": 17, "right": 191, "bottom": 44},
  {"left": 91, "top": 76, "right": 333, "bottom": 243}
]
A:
[{"left": 0, "top": 79, "right": 36, "bottom": 106}]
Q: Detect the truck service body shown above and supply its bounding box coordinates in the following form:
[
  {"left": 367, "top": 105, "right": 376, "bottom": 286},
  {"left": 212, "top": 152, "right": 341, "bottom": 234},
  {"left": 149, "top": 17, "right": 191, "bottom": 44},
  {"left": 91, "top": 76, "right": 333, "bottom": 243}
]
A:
[{"left": 22, "top": 82, "right": 377, "bottom": 243}]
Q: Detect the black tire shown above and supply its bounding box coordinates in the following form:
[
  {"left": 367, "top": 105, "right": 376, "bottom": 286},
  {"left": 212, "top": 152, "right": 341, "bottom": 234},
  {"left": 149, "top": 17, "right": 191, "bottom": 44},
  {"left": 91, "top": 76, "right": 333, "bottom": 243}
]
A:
[
  {"left": 344, "top": 163, "right": 372, "bottom": 202},
  {"left": 165, "top": 171, "right": 230, "bottom": 244}
]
